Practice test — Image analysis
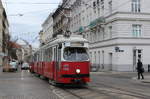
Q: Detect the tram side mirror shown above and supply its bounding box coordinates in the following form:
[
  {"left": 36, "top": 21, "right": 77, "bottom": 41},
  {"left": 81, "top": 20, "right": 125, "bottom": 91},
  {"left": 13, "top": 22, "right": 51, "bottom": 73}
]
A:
[{"left": 58, "top": 44, "right": 62, "bottom": 49}]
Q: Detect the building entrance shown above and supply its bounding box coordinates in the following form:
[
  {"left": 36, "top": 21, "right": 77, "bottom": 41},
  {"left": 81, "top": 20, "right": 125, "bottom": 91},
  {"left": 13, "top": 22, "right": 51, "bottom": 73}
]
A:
[
  {"left": 109, "top": 53, "right": 113, "bottom": 71},
  {"left": 133, "top": 49, "right": 142, "bottom": 71}
]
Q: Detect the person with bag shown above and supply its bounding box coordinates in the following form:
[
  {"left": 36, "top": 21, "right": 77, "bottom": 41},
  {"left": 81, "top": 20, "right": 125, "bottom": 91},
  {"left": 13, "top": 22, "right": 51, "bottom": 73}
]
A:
[{"left": 137, "top": 59, "right": 144, "bottom": 79}]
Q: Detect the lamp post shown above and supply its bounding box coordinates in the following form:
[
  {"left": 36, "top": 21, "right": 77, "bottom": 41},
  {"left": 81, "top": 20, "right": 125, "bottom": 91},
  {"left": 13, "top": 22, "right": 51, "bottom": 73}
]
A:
[{"left": 8, "top": 14, "right": 23, "bottom": 17}]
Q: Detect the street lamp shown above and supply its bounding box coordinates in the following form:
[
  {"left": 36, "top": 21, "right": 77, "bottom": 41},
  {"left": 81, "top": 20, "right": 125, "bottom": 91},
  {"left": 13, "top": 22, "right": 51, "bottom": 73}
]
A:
[{"left": 8, "top": 14, "right": 23, "bottom": 16}]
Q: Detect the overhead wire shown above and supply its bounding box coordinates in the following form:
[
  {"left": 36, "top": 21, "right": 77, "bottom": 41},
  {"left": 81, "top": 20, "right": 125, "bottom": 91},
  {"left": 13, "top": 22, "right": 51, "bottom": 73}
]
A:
[
  {"left": 2, "top": 1, "right": 59, "bottom": 47},
  {"left": 3, "top": 2, "right": 60, "bottom": 5},
  {"left": 5, "top": 0, "right": 132, "bottom": 46}
]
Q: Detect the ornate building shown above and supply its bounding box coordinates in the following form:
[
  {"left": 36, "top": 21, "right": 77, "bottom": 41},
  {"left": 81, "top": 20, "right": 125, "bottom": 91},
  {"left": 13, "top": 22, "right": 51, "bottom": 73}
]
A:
[
  {"left": 0, "top": 0, "right": 10, "bottom": 67},
  {"left": 41, "top": 13, "right": 53, "bottom": 45},
  {"left": 41, "top": 0, "right": 150, "bottom": 71},
  {"left": 71, "top": 0, "right": 150, "bottom": 71}
]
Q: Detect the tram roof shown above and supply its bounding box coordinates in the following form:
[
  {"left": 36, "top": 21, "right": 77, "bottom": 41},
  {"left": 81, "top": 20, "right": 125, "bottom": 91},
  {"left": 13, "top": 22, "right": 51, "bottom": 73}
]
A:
[
  {"left": 48, "top": 35, "right": 88, "bottom": 45},
  {"left": 37, "top": 35, "right": 89, "bottom": 51},
  {"left": 55, "top": 35, "right": 87, "bottom": 42}
]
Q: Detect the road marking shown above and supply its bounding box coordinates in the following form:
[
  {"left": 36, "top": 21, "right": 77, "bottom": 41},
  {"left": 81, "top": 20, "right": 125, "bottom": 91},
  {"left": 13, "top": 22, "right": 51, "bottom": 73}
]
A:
[{"left": 52, "top": 89, "right": 65, "bottom": 99}]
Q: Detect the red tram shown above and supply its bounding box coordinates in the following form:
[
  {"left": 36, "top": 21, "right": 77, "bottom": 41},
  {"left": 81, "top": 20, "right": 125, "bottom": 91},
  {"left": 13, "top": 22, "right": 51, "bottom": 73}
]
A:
[{"left": 30, "top": 35, "right": 90, "bottom": 85}]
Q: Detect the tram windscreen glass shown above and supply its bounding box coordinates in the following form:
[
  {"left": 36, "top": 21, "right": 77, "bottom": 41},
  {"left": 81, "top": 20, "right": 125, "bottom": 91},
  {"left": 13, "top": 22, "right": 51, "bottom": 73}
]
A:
[{"left": 63, "top": 47, "right": 89, "bottom": 61}]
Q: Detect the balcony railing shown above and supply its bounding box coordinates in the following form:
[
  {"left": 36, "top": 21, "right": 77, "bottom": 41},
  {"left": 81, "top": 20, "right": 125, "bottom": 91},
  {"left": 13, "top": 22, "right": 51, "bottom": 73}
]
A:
[
  {"left": 89, "top": 17, "right": 105, "bottom": 28},
  {"left": 74, "top": 17, "right": 105, "bottom": 34}
]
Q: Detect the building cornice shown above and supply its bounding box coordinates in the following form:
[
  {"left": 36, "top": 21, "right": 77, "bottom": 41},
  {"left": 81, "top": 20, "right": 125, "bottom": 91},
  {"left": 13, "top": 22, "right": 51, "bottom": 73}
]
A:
[
  {"left": 89, "top": 37, "right": 150, "bottom": 49},
  {"left": 90, "top": 37, "right": 150, "bottom": 44},
  {"left": 106, "top": 12, "right": 150, "bottom": 19},
  {"left": 89, "top": 43, "right": 150, "bottom": 49},
  {"left": 105, "top": 11, "right": 150, "bottom": 24}
]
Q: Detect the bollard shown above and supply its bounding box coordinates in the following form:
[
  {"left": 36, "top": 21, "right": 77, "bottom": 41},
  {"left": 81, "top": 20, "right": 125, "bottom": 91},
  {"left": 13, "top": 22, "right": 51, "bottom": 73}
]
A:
[{"left": 148, "top": 64, "right": 150, "bottom": 72}]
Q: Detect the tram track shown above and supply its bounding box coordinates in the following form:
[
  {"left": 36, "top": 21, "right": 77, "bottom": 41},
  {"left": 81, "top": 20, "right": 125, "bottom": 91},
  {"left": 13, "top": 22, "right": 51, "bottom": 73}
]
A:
[
  {"left": 62, "top": 88, "right": 84, "bottom": 99},
  {"left": 35, "top": 73, "right": 150, "bottom": 99},
  {"left": 61, "top": 87, "right": 115, "bottom": 99},
  {"left": 91, "top": 82, "right": 150, "bottom": 99},
  {"left": 58, "top": 84, "right": 139, "bottom": 99},
  {"left": 48, "top": 81, "right": 150, "bottom": 99},
  {"left": 54, "top": 80, "right": 150, "bottom": 99}
]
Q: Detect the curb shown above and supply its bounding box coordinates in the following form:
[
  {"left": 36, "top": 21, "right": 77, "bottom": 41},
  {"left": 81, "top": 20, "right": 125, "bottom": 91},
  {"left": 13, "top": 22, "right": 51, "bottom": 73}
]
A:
[
  {"left": 141, "top": 80, "right": 150, "bottom": 83},
  {"left": 132, "top": 76, "right": 150, "bottom": 83}
]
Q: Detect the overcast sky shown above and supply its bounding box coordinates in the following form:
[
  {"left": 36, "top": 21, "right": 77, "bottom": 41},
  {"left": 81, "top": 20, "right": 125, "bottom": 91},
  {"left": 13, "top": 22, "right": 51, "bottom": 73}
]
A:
[{"left": 2, "top": 0, "right": 61, "bottom": 48}]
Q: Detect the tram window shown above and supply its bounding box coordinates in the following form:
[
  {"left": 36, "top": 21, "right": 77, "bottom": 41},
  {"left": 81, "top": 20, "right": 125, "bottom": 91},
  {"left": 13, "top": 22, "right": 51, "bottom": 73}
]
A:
[
  {"left": 44, "top": 49, "right": 48, "bottom": 62},
  {"left": 63, "top": 47, "right": 89, "bottom": 61},
  {"left": 49, "top": 48, "right": 52, "bottom": 61},
  {"left": 34, "top": 54, "right": 36, "bottom": 62},
  {"left": 44, "top": 47, "right": 53, "bottom": 62}
]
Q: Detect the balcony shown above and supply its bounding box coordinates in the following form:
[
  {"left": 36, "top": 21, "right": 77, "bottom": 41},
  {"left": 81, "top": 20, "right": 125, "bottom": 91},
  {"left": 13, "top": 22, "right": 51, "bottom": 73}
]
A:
[
  {"left": 89, "top": 17, "right": 105, "bottom": 28},
  {"left": 78, "top": 26, "right": 84, "bottom": 33}
]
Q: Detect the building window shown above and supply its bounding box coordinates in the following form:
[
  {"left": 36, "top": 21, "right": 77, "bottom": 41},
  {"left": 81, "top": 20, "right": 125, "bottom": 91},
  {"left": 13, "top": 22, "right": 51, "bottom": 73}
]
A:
[
  {"left": 109, "top": 26, "right": 112, "bottom": 39},
  {"left": 94, "top": 51, "right": 96, "bottom": 64},
  {"left": 96, "top": 30, "right": 99, "bottom": 42},
  {"left": 87, "top": 33, "right": 89, "bottom": 40},
  {"left": 102, "top": 27, "right": 105, "bottom": 40},
  {"left": 132, "top": 24, "right": 142, "bottom": 37},
  {"left": 90, "top": 52, "right": 92, "bottom": 62},
  {"left": 93, "top": 1, "right": 96, "bottom": 8},
  {"left": 98, "top": 51, "right": 100, "bottom": 67},
  {"left": 108, "top": 1, "right": 112, "bottom": 13},
  {"left": 101, "top": 5, "right": 104, "bottom": 15},
  {"left": 102, "top": 50, "right": 104, "bottom": 69},
  {"left": 101, "top": 0, "right": 104, "bottom": 5},
  {"left": 132, "top": 0, "right": 141, "bottom": 12},
  {"left": 97, "top": 0, "right": 100, "bottom": 5}
]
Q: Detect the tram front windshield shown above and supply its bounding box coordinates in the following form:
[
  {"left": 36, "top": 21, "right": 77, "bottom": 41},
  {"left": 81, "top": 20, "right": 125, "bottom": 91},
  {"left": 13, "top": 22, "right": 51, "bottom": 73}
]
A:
[{"left": 63, "top": 47, "right": 89, "bottom": 61}]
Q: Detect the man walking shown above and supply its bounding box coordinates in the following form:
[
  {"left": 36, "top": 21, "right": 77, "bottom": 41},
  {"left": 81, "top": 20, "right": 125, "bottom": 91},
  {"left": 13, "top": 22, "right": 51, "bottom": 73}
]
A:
[{"left": 137, "top": 59, "right": 144, "bottom": 79}]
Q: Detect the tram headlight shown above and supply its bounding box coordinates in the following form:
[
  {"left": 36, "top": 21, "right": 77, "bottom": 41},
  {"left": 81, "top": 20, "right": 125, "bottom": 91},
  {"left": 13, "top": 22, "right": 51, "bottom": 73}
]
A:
[{"left": 76, "top": 69, "right": 80, "bottom": 74}]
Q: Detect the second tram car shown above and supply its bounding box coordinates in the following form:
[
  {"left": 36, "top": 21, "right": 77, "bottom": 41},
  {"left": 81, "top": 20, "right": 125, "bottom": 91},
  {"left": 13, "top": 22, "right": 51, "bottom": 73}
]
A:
[{"left": 30, "top": 35, "right": 90, "bottom": 85}]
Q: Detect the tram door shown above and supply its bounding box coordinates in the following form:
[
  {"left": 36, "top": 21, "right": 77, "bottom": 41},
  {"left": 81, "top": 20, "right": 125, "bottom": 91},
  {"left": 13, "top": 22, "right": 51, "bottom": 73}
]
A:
[
  {"left": 54, "top": 47, "right": 58, "bottom": 81},
  {"left": 54, "top": 45, "right": 61, "bottom": 82}
]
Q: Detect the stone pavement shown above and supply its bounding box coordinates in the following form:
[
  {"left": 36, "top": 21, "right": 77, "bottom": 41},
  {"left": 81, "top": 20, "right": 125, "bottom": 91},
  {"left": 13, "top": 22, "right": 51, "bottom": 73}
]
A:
[
  {"left": 91, "top": 71, "right": 150, "bottom": 83},
  {"left": 132, "top": 75, "right": 150, "bottom": 83}
]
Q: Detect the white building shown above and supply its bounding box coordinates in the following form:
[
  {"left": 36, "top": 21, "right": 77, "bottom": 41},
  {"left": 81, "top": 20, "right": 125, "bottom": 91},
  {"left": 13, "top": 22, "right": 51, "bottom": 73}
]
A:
[
  {"left": 70, "top": 0, "right": 150, "bottom": 71},
  {"left": 41, "top": 13, "right": 53, "bottom": 44}
]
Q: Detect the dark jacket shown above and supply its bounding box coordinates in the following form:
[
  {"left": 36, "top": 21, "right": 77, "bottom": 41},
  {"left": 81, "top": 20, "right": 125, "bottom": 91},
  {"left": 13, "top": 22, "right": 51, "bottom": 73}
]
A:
[{"left": 137, "top": 61, "right": 143, "bottom": 73}]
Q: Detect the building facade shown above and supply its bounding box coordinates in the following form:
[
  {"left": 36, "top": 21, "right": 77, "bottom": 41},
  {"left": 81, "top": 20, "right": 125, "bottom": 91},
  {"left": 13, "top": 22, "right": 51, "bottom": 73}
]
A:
[
  {"left": 52, "top": 0, "right": 76, "bottom": 37},
  {"left": 0, "top": 0, "right": 9, "bottom": 66},
  {"left": 41, "top": 0, "right": 150, "bottom": 71},
  {"left": 40, "top": 0, "right": 75, "bottom": 44},
  {"left": 70, "top": 0, "right": 150, "bottom": 71},
  {"left": 41, "top": 13, "right": 53, "bottom": 44}
]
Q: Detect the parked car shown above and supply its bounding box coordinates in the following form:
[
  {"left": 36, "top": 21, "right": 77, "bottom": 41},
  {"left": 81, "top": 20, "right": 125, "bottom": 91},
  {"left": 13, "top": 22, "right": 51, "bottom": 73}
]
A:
[
  {"left": 9, "top": 60, "right": 17, "bottom": 72},
  {"left": 21, "top": 62, "right": 29, "bottom": 70}
]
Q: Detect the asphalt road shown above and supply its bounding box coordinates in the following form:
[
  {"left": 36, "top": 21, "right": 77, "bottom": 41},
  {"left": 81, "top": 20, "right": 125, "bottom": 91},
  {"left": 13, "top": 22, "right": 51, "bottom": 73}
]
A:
[
  {"left": 0, "top": 70, "right": 150, "bottom": 99},
  {"left": 0, "top": 70, "right": 59, "bottom": 99}
]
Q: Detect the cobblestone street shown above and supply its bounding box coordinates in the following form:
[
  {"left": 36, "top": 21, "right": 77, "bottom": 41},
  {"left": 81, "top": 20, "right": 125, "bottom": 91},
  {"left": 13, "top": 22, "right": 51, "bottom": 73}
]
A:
[{"left": 0, "top": 70, "right": 150, "bottom": 99}]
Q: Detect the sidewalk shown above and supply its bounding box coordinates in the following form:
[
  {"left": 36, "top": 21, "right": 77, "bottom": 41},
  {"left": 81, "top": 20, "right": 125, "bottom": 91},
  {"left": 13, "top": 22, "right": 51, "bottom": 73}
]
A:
[
  {"left": 91, "top": 71, "right": 150, "bottom": 83},
  {"left": 132, "top": 75, "right": 150, "bottom": 83}
]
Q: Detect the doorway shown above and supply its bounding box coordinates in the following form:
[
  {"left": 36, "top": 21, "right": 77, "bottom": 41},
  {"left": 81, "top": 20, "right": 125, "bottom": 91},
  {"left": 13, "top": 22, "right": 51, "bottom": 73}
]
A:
[
  {"left": 109, "top": 53, "right": 113, "bottom": 71},
  {"left": 133, "top": 49, "right": 143, "bottom": 71}
]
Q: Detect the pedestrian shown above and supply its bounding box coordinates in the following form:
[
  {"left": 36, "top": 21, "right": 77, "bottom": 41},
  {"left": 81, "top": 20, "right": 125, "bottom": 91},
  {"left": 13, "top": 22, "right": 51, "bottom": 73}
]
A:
[{"left": 137, "top": 59, "right": 144, "bottom": 80}]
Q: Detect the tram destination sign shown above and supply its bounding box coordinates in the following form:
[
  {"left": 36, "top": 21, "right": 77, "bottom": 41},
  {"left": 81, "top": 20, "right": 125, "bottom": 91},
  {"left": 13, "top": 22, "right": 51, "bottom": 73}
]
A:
[
  {"left": 64, "top": 42, "right": 84, "bottom": 47},
  {"left": 71, "top": 42, "right": 84, "bottom": 47}
]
